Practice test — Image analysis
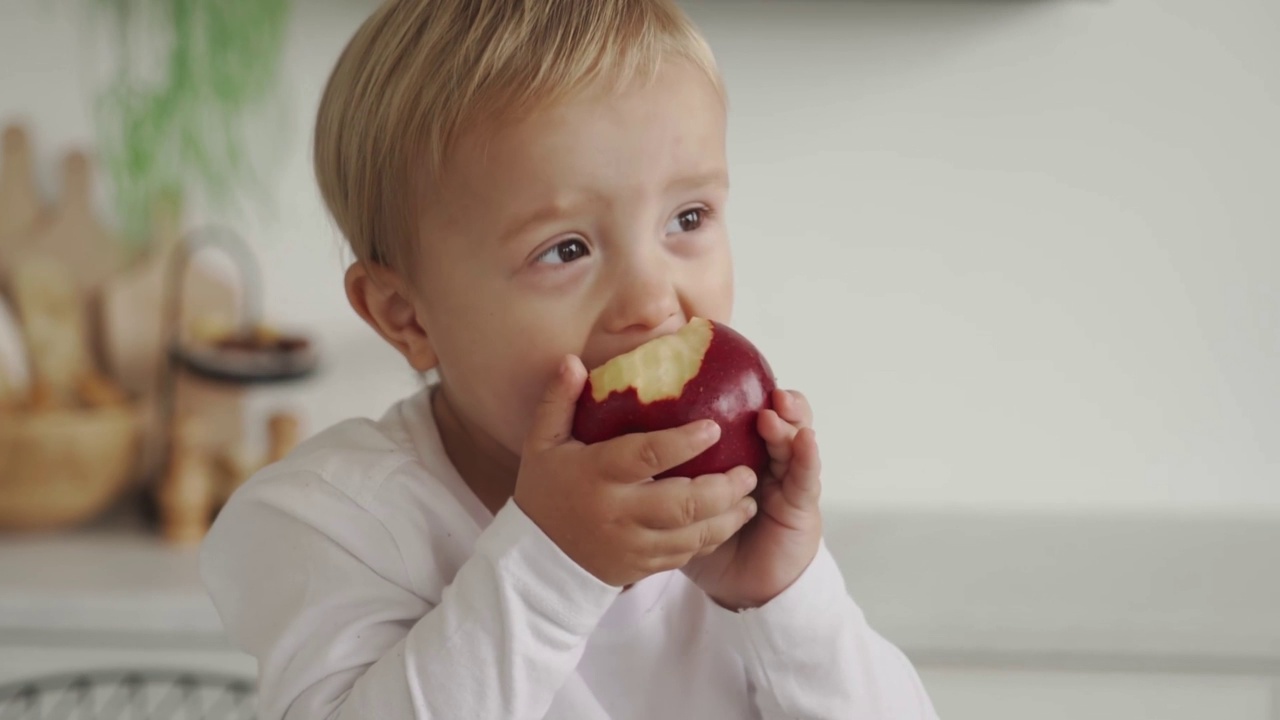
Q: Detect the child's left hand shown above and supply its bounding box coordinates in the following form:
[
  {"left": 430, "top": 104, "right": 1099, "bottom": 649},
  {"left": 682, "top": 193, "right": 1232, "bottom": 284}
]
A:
[{"left": 682, "top": 388, "right": 823, "bottom": 610}]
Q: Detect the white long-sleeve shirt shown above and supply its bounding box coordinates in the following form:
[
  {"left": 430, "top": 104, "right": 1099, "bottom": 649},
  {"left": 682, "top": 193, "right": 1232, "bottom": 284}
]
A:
[{"left": 200, "top": 389, "right": 938, "bottom": 719}]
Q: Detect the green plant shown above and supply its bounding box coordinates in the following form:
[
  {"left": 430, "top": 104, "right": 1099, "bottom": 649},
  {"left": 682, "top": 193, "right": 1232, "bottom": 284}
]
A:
[{"left": 88, "top": 0, "right": 292, "bottom": 249}]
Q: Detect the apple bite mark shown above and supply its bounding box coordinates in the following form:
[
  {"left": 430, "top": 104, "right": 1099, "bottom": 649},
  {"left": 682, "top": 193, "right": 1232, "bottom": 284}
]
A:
[
  {"left": 588, "top": 317, "right": 714, "bottom": 403},
  {"left": 574, "top": 317, "right": 777, "bottom": 480}
]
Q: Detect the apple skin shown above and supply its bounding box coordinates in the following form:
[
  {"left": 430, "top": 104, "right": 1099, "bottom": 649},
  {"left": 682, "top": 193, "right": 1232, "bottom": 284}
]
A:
[{"left": 573, "top": 319, "right": 777, "bottom": 480}]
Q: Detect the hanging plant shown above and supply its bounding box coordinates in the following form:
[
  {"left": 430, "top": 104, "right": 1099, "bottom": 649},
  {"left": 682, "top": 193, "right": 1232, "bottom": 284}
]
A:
[{"left": 86, "top": 0, "right": 292, "bottom": 249}]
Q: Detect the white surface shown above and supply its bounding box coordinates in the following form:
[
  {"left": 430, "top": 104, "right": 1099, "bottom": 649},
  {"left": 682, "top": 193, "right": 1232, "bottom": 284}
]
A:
[
  {"left": 0, "top": 645, "right": 255, "bottom": 683},
  {"left": 3, "top": 509, "right": 1278, "bottom": 674},
  {"left": 3, "top": 510, "right": 1278, "bottom": 716},
  {"left": 827, "top": 511, "right": 1280, "bottom": 670},
  {"left": 917, "top": 668, "right": 1275, "bottom": 720},
  {"left": 0, "top": 0, "right": 1276, "bottom": 512},
  {"left": 0, "top": 513, "right": 223, "bottom": 640}
]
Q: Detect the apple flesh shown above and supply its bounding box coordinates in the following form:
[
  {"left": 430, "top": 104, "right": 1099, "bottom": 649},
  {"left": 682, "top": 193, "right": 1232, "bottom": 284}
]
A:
[{"left": 573, "top": 317, "right": 777, "bottom": 480}]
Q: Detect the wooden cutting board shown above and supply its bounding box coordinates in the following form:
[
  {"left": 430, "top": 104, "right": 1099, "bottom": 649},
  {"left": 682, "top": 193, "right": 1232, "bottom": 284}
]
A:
[
  {"left": 0, "top": 124, "right": 43, "bottom": 237},
  {"left": 0, "top": 124, "right": 47, "bottom": 269},
  {"left": 23, "top": 150, "right": 127, "bottom": 297},
  {"left": 9, "top": 255, "right": 92, "bottom": 403}
]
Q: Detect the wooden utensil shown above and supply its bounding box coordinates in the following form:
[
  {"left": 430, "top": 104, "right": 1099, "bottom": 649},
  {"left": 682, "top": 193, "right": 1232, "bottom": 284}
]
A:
[
  {"left": 23, "top": 150, "right": 128, "bottom": 297},
  {"left": 156, "top": 415, "right": 216, "bottom": 544},
  {"left": 0, "top": 123, "right": 45, "bottom": 263},
  {"left": 9, "top": 255, "right": 92, "bottom": 404}
]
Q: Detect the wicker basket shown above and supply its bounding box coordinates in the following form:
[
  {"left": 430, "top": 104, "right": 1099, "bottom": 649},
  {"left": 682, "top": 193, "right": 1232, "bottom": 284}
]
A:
[{"left": 0, "top": 404, "right": 140, "bottom": 532}]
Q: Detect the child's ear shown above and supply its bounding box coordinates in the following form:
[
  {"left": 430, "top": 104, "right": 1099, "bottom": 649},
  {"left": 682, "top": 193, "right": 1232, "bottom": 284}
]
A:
[{"left": 345, "top": 262, "right": 438, "bottom": 373}]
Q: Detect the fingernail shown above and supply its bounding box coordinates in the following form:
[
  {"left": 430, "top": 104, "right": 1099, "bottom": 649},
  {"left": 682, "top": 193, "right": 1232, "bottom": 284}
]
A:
[
  {"left": 700, "top": 421, "right": 721, "bottom": 442},
  {"left": 746, "top": 499, "right": 758, "bottom": 517},
  {"left": 563, "top": 356, "right": 583, "bottom": 382}
]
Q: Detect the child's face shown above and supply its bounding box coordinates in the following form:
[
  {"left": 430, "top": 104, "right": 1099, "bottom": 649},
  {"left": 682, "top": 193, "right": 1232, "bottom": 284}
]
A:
[{"left": 413, "top": 59, "right": 732, "bottom": 458}]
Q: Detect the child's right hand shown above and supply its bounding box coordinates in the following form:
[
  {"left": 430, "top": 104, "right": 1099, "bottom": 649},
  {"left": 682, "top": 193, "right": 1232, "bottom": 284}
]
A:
[{"left": 514, "top": 355, "right": 759, "bottom": 587}]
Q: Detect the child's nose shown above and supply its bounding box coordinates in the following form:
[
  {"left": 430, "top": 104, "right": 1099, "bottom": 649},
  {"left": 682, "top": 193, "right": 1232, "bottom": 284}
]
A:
[{"left": 603, "top": 253, "right": 682, "bottom": 336}]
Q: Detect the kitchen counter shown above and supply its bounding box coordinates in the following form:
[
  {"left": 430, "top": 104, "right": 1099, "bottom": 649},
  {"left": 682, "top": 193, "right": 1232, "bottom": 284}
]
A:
[
  {"left": 0, "top": 505, "right": 224, "bottom": 648},
  {"left": 826, "top": 509, "right": 1280, "bottom": 673},
  {"left": 2, "top": 505, "right": 1278, "bottom": 673}
]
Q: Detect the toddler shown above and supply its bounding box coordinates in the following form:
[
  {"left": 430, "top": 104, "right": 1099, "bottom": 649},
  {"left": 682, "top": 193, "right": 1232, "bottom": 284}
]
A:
[{"left": 201, "top": 1, "right": 939, "bottom": 718}]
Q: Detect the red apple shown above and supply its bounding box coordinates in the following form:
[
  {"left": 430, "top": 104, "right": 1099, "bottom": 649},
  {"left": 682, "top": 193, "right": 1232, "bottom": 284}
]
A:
[{"left": 573, "top": 317, "right": 777, "bottom": 480}]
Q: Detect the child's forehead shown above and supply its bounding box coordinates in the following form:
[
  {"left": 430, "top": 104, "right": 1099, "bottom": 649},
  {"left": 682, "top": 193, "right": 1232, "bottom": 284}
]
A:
[
  {"left": 448, "top": 62, "right": 726, "bottom": 173},
  {"left": 440, "top": 94, "right": 727, "bottom": 218}
]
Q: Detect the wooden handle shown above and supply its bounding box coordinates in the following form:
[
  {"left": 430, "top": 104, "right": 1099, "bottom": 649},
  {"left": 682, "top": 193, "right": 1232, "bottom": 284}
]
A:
[
  {"left": 158, "top": 415, "right": 216, "bottom": 543},
  {"left": 1, "top": 125, "right": 33, "bottom": 177},
  {"left": 267, "top": 412, "right": 300, "bottom": 464},
  {"left": 0, "top": 124, "right": 43, "bottom": 248},
  {"left": 61, "top": 150, "right": 92, "bottom": 210}
]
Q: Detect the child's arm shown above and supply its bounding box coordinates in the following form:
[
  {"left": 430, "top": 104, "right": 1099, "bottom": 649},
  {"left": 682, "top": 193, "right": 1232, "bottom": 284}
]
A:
[
  {"left": 201, "top": 469, "right": 618, "bottom": 720},
  {"left": 686, "top": 389, "right": 939, "bottom": 718},
  {"left": 714, "top": 542, "right": 939, "bottom": 719},
  {"left": 201, "top": 358, "right": 756, "bottom": 720}
]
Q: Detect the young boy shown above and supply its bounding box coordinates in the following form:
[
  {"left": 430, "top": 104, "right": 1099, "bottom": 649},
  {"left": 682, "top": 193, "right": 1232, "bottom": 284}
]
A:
[{"left": 200, "top": 1, "right": 938, "bottom": 718}]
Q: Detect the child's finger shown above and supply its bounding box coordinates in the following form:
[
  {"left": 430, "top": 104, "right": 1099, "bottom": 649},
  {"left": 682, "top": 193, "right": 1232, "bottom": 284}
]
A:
[
  {"left": 773, "top": 389, "right": 813, "bottom": 429},
  {"left": 659, "top": 495, "right": 757, "bottom": 558},
  {"left": 758, "top": 409, "right": 798, "bottom": 461},
  {"left": 596, "top": 419, "right": 721, "bottom": 482},
  {"left": 525, "top": 355, "right": 588, "bottom": 451},
  {"left": 780, "top": 427, "right": 822, "bottom": 511},
  {"left": 636, "top": 467, "right": 756, "bottom": 529}
]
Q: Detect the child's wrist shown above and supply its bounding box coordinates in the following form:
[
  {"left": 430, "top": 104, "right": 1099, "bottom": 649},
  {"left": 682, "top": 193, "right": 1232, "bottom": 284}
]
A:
[
  {"left": 707, "top": 592, "right": 764, "bottom": 612},
  {"left": 706, "top": 574, "right": 798, "bottom": 612}
]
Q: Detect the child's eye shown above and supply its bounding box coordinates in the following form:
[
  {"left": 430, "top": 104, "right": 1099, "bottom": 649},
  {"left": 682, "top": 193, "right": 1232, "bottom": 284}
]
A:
[
  {"left": 665, "top": 207, "right": 707, "bottom": 235},
  {"left": 535, "top": 238, "right": 590, "bottom": 265}
]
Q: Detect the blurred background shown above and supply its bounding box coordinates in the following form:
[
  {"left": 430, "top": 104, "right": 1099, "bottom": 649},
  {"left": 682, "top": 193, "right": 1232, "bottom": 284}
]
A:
[{"left": 0, "top": 0, "right": 1276, "bottom": 718}]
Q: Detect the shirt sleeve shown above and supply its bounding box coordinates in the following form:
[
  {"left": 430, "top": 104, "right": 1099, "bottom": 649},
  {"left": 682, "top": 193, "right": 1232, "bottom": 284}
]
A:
[
  {"left": 199, "top": 471, "right": 619, "bottom": 720},
  {"left": 713, "top": 541, "right": 939, "bottom": 720}
]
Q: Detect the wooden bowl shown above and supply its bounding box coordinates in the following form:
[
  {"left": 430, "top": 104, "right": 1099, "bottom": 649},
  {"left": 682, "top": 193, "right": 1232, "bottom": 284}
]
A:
[{"left": 0, "top": 405, "right": 140, "bottom": 532}]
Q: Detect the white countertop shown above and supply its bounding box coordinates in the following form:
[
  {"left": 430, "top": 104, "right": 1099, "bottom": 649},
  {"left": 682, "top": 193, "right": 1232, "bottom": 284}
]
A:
[
  {"left": 827, "top": 509, "right": 1280, "bottom": 672},
  {"left": 2, "top": 505, "right": 1277, "bottom": 670},
  {"left": 0, "top": 506, "right": 223, "bottom": 644}
]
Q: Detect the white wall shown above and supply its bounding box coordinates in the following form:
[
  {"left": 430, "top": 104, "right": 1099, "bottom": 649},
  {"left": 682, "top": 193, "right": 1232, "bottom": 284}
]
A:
[{"left": 1, "top": 0, "right": 1276, "bottom": 513}]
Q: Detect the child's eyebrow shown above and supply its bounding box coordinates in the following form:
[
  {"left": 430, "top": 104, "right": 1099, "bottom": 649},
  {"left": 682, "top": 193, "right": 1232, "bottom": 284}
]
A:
[
  {"left": 666, "top": 168, "right": 729, "bottom": 194},
  {"left": 497, "top": 169, "right": 729, "bottom": 246},
  {"left": 498, "top": 199, "right": 585, "bottom": 246}
]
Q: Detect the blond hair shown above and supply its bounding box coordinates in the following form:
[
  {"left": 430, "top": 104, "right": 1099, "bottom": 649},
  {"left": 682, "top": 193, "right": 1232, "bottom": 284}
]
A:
[{"left": 314, "top": 0, "right": 722, "bottom": 276}]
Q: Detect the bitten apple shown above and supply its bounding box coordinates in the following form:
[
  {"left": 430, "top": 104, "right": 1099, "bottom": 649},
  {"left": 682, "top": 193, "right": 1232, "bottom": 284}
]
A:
[{"left": 573, "top": 317, "right": 777, "bottom": 479}]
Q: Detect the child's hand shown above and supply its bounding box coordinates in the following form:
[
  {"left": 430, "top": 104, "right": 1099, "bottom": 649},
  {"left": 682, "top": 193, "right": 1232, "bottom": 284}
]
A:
[
  {"left": 682, "top": 389, "right": 824, "bottom": 610},
  {"left": 514, "top": 356, "right": 760, "bottom": 588}
]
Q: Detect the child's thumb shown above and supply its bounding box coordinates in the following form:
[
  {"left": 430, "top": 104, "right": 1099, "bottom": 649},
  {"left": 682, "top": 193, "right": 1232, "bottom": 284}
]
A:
[{"left": 527, "top": 355, "right": 587, "bottom": 450}]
